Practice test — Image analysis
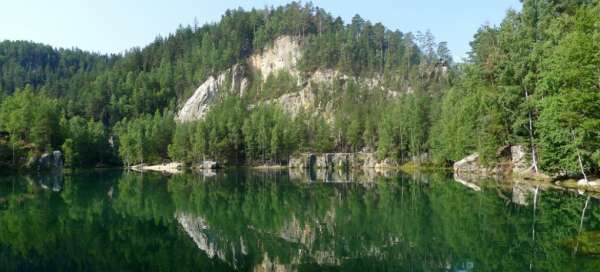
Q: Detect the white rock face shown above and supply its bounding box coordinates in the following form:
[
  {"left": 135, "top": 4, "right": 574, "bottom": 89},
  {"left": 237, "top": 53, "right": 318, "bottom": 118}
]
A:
[
  {"left": 130, "top": 162, "right": 182, "bottom": 174},
  {"left": 176, "top": 76, "right": 220, "bottom": 122},
  {"left": 177, "top": 35, "right": 408, "bottom": 123},
  {"left": 177, "top": 213, "right": 228, "bottom": 261},
  {"left": 177, "top": 36, "right": 301, "bottom": 123},
  {"left": 176, "top": 64, "right": 247, "bottom": 122},
  {"left": 249, "top": 36, "right": 302, "bottom": 80}
]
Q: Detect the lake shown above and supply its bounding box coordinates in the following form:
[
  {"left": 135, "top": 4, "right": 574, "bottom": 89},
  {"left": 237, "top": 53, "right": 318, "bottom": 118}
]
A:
[{"left": 1, "top": 169, "right": 599, "bottom": 271}]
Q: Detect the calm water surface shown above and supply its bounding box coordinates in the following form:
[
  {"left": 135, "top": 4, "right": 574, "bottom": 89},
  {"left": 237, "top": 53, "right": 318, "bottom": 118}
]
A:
[{"left": 1, "top": 169, "right": 599, "bottom": 271}]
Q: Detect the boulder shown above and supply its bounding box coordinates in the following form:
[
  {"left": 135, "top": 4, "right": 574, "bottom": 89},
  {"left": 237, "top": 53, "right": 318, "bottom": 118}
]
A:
[
  {"left": 37, "top": 150, "right": 63, "bottom": 171},
  {"left": 288, "top": 153, "right": 316, "bottom": 169},
  {"left": 201, "top": 160, "right": 219, "bottom": 169},
  {"left": 131, "top": 162, "right": 182, "bottom": 174},
  {"left": 453, "top": 153, "right": 502, "bottom": 177},
  {"left": 453, "top": 145, "right": 530, "bottom": 179}
]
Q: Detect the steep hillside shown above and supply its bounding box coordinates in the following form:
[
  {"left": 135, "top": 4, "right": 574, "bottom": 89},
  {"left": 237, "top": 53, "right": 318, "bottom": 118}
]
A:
[
  {"left": 1, "top": 2, "right": 454, "bottom": 169},
  {"left": 176, "top": 34, "right": 446, "bottom": 123}
]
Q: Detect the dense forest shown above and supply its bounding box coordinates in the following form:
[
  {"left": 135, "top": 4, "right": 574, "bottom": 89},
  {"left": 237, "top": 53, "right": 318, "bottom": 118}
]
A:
[{"left": 0, "top": 0, "right": 599, "bottom": 179}]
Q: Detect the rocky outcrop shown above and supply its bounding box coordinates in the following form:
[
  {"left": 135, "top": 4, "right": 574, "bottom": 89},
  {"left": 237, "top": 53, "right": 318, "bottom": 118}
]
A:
[
  {"left": 316, "top": 153, "right": 349, "bottom": 169},
  {"left": 453, "top": 145, "right": 530, "bottom": 179},
  {"left": 267, "top": 87, "right": 315, "bottom": 116},
  {"left": 176, "top": 64, "right": 248, "bottom": 122},
  {"left": 453, "top": 153, "right": 504, "bottom": 177},
  {"left": 199, "top": 160, "right": 219, "bottom": 169},
  {"left": 131, "top": 162, "right": 182, "bottom": 174},
  {"left": 511, "top": 145, "right": 529, "bottom": 173},
  {"left": 177, "top": 36, "right": 302, "bottom": 123},
  {"left": 177, "top": 214, "right": 229, "bottom": 261},
  {"left": 249, "top": 36, "right": 302, "bottom": 80},
  {"left": 289, "top": 152, "right": 396, "bottom": 170},
  {"left": 36, "top": 151, "right": 63, "bottom": 171},
  {"left": 177, "top": 34, "right": 414, "bottom": 123},
  {"left": 288, "top": 153, "right": 316, "bottom": 169}
]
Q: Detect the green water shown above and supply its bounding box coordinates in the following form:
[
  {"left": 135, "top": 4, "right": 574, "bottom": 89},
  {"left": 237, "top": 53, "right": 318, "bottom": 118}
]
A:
[{"left": 1, "top": 169, "right": 599, "bottom": 271}]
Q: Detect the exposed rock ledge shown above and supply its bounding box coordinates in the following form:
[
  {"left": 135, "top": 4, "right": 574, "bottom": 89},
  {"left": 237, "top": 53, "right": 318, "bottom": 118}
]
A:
[
  {"left": 249, "top": 35, "right": 302, "bottom": 80},
  {"left": 176, "top": 64, "right": 247, "bottom": 122},
  {"left": 289, "top": 152, "right": 397, "bottom": 170},
  {"left": 131, "top": 162, "right": 182, "bottom": 174},
  {"left": 453, "top": 145, "right": 543, "bottom": 180},
  {"left": 176, "top": 35, "right": 409, "bottom": 123}
]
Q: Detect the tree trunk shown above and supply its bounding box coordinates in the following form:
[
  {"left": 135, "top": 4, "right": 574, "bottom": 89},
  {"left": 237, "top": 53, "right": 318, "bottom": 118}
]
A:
[
  {"left": 574, "top": 196, "right": 591, "bottom": 256},
  {"left": 571, "top": 129, "right": 588, "bottom": 183},
  {"left": 525, "top": 89, "right": 539, "bottom": 173}
]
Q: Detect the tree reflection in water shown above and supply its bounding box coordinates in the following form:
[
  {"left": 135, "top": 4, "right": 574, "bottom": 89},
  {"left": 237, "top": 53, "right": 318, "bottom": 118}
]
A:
[{"left": 0, "top": 169, "right": 599, "bottom": 271}]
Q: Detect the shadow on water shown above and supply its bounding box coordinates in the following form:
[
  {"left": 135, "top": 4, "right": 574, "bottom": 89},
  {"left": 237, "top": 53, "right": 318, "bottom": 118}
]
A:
[{"left": 1, "top": 168, "right": 600, "bottom": 271}]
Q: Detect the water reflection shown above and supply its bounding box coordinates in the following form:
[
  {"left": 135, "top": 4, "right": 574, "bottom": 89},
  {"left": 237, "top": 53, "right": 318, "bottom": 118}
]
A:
[{"left": 0, "top": 169, "right": 599, "bottom": 271}]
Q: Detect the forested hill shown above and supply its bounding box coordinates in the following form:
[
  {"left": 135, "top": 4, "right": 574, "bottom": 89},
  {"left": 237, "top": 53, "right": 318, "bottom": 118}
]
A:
[{"left": 1, "top": 0, "right": 599, "bottom": 180}]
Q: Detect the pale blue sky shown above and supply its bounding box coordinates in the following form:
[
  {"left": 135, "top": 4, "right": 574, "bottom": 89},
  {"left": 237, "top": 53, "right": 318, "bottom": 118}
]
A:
[{"left": 0, "top": 0, "right": 521, "bottom": 61}]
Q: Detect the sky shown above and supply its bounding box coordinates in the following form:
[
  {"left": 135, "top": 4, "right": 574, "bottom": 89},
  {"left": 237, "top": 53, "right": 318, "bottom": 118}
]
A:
[{"left": 0, "top": 0, "right": 521, "bottom": 61}]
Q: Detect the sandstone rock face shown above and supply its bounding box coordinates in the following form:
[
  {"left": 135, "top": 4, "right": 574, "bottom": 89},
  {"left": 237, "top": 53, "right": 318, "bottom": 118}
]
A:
[
  {"left": 511, "top": 145, "right": 529, "bottom": 173},
  {"left": 177, "top": 34, "right": 411, "bottom": 123},
  {"left": 454, "top": 153, "right": 483, "bottom": 175},
  {"left": 268, "top": 87, "right": 315, "bottom": 117},
  {"left": 453, "top": 153, "right": 503, "bottom": 177},
  {"left": 316, "top": 153, "right": 351, "bottom": 169},
  {"left": 177, "top": 36, "right": 301, "bottom": 123},
  {"left": 176, "top": 64, "right": 247, "bottom": 122},
  {"left": 37, "top": 150, "right": 63, "bottom": 171},
  {"left": 176, "top": 76, "right": 219, "bottom": 122},
  {"left": 249, "top": 36, "right": 302, "bottom": 80},
  {"left": 288, "top": 153, "right": 316, "bottom": 169},
  {"left": 453, "top": 145, "right": 529, "bottom": 179},
  {"left": 289, "top": 152, "right": 394, "bottom": 170},
  {"left": 177, "top": 214, "right": 227, "bottom": 261},
  {"left": 176, "top": 36, "right": 410, "bottom": 122},
  {"left": 131, "top": 162, "right": 182, "bottom": 174}
]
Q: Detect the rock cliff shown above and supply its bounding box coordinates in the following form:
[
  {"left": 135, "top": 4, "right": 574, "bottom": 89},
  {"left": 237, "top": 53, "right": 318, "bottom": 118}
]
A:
[
  {"left": 249, "top": 36, "right": 302, "bottom": 80},
  {"left": 176, "top": 64, "right": 247, "bottom": 122},
  {"left": 176, "top": 35, "right": 409, "bottom": 123},
  {"left": 289, "top": 152, "right": 396, "bottom": 170}
]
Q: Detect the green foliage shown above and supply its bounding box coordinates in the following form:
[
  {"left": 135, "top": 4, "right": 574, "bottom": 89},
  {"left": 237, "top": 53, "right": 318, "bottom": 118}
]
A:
[
  {"left": 250, "top": 71, "right": 300, "bottom": 101},
  {"left": 0, "top": 40, "right": 113, "bottom": 97},
  {"left": 167, "top": 123, "right": 194, "bottom": 163},
  {"left": 169, "top": 98, "right": 301, "bottom": 164},
  {"left": 2, "top": 0, "right": 598, "bottom": 176},
  {"left": 114, "top": 111, "right": 175, "bottom": 165},
  {"left": 0, "top": 86, "right": 61, "bottom": 150},
  {"left": 430, "top": 65, "right": 508, "bottom": 165},
  {"left": 60, "top": 116, "right": 112, "bottom": 167},
  {"left": 242, "top": 104, "right": 298, "bottom": 162},
  {"left": 536, "top": 4, "right": 600, "bottom": 175},
  {"left": 430, "top": 0, "right": 600, "bottom": 176}
]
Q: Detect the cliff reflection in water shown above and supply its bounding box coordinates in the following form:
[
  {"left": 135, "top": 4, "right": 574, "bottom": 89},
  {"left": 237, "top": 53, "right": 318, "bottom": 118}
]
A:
[{"left": 1, "top": 169, "right": 600, "bottom": 271}]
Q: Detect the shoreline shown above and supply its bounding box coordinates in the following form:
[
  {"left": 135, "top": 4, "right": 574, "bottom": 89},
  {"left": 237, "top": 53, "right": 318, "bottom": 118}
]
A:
[{"left": 6, "top": 161, "right": 599, "bottom": 193}]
